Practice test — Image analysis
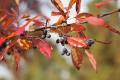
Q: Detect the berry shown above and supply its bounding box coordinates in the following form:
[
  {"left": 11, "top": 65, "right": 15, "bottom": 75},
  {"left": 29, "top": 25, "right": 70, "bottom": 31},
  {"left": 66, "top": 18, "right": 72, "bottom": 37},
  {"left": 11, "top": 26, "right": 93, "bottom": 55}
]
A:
[
  {"left": 46, "top": 34, "right": 51, "bottom": 38},
  {"left": 85, "top": 38, "right": 95, "bottom": 46},
  {"left": 56, "top": 39, "right": 60, "bottom": 43},
  {"left": 43, "top": 30, "right": 47, "bottom": 35},
  {"left": 66, "top": 53, "right": 70, "bottom": 56}
]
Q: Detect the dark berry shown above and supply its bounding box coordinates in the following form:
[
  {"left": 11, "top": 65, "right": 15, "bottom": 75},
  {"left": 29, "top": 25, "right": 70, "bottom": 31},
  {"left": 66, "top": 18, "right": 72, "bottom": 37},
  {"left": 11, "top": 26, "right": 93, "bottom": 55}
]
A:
[
  {"left": 56, "top": 39, "right": 60, "bottom": 43},
  {"left": 66, "top": 53, "right": 70, "bottom": 56},
  {"left": 43, "top": 30, "right": 47, "bottom": 35},
  {"left": 85, "top": 39, "right": 95, "bottom": 46},
  {"left": 62, "top": 48, "right": 68, "bottom": 53},
  {"left": 46, "top": 34, "right": 51, "bottom": 38},
  {"left": 60, "top": 39, "right": 65, "bottom": 46}
]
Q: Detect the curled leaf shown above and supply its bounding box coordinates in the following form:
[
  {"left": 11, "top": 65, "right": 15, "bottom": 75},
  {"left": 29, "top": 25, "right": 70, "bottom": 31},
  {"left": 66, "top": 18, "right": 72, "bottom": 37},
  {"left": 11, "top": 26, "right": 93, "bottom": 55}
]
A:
[{"left": 71, "top": 47, "right": 83, "bottom": 70}]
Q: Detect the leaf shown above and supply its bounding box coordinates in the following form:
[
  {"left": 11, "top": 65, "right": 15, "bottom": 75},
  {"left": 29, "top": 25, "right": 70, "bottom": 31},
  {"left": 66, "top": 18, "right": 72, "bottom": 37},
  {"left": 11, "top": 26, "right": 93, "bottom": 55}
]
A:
[
  {"left": 51, "top": 11, "right": 62, "bottom": 16},
  {"left": 70, "top": 23, "right": 86, "bottom": 32},
  {"left": 95, "top": 0, "right": 112, "bottom": 8},
  {"left": 33, "top": 38, "right": 53, "bottom": 59},
  {"left": 0, "top": 47, "right": 9, "bottom": 61},
  {"left": 85, "top": 49, "right": 97, "bottom": 71},
  {"left": 51, "top": 0, "right": 64, "bottom": 13},
  {"left": 71, "top": 47, "right": 83, "bottom": 70},
  {"left": 67, "top": 37, "right": 87, "bottom": 47},
  {"left": 15, "top": 0, "right": 20, "bottom": 6},
  {"left": 85, "top": 16, "right": 120, "bottom": 35},
  {"left": 53, "top": 15, "right": 65, "bottom": 26},
  {"left": 13, "top": 48, "right": 21, "bottom": 71},
  {"left": 32, "top": 20, "right": 44, "bottom": 26},
  {"left": 68, "top": 0, "right": 75, "bottom": 10},
  {"left": 75, "top": 0, "right": 81, "bottom": 14},
  {"left": 0, "top": 36, "right": 6, "bottom": 46},
  {"left": 7, "top": 15, "right": 40, "bottom": 38},
  {"left": 76, "top": 13, "right": 93, "bottom": 19}
]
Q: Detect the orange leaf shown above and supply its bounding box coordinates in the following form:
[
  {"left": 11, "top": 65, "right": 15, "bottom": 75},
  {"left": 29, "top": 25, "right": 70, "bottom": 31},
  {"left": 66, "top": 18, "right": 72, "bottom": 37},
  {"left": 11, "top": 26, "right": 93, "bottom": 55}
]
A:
[
  {"left": 68, "top": 0, "right": 75, "bottom": 10},
  {"left": 71, "top": 47, "right": 83, "bottom": 70},
  {"left": 51, "top": 11, "right": 62, "bottom": 16},
  {"left": 85, "top": 49, "right": 97, "bottom": 71},
  {"left": 51, "top": 0, "right": 64, "bottom": 13},
  {"left": 53, "top": 15, "right": 65, "bottom": 26}
]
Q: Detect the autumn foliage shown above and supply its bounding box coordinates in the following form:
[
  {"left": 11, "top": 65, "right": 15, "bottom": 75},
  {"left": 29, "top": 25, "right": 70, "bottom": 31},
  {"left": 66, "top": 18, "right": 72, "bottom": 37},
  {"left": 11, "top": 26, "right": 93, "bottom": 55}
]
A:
[{"left": 0, "top": 0, "right": 120, "bottom": 71}]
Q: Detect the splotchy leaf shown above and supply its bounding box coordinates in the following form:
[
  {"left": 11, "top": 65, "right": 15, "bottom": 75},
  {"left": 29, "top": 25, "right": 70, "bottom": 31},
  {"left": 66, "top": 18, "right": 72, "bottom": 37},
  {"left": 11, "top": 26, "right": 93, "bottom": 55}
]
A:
[
  {"left": 85, "top": 49, "right": 97, "bottom": 71},
  {"left": 33, "top": 38, "right": 53, "bottom": 59}
]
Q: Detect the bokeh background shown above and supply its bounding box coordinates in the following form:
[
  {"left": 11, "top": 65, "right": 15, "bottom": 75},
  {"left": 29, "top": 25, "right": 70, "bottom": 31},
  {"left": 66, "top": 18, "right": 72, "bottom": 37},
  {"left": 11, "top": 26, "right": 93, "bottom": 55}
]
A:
[{"left": 0, "top": 0, "right": 120, "bottom": 80}]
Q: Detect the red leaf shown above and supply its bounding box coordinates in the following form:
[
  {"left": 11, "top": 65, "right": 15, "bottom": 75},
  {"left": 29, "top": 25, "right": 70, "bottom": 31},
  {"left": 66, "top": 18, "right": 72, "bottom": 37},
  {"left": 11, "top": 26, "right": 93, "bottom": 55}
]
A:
[
  {"left": 86, "top": 16, "right": 120, "bottom": 35},
  {"left": 7, "top": 15, "right": 40, "bottom": 38},
  {"left": 67, "top": 37, "right": 87, "bottom": 47},
  {"left": 85, "top": 49, "right": 97, "bottom": 71},
  {"left": 32, "top": 20, "right": 44, "bottom": 26},
  {"left": 70, "top": 23, "right": 86, "bottom": 32},
  {"left": 95, "top": 0, "right": 112, "bottom": 8},
  {"left": 0, "top": 36, "right": 6, "bottom": 46},
  {"left": 33, "top": 38, "right": 53, "bottom": 59}
]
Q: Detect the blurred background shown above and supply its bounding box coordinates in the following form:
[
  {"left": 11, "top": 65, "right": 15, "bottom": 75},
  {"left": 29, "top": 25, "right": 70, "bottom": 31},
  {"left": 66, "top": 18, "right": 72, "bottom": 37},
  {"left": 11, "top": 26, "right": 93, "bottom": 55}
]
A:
[{"left": 0, "top": 0, "right": 120, "bottom": 80}]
